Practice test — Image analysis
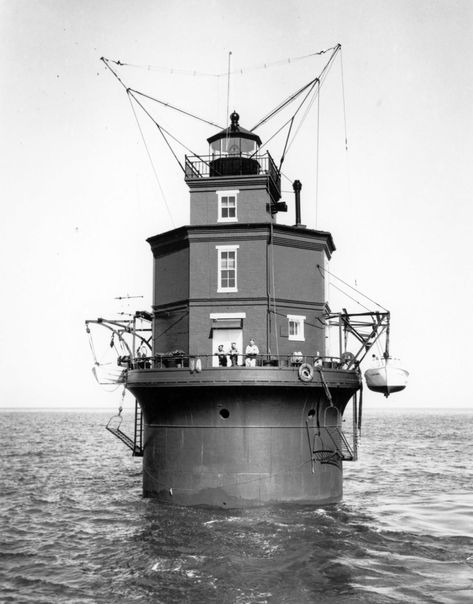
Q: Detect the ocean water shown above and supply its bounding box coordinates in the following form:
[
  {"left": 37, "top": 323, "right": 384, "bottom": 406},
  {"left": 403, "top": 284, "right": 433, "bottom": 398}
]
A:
[{"left": 1, "top": 408, "right": 472, "bottom": 604}]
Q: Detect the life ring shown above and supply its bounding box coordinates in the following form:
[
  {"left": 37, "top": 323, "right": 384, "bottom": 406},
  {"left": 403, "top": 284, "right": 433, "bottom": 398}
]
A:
[{"left": 298, "top": 363, "right": 314, "bottom": 382}]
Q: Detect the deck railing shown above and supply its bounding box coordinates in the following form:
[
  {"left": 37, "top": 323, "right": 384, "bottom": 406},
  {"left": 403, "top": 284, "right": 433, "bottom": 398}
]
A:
[{"left": 124, "top": 353, "right": 351, "bottom": 371}]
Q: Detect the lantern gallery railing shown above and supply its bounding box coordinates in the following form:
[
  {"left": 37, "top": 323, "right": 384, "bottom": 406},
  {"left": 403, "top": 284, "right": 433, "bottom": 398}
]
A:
[{"left": 184, "top": 152, "right": 280, "bottom": 188}]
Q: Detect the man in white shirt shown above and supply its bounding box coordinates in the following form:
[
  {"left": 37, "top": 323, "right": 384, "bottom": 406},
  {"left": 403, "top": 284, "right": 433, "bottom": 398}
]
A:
[{"left": 245, "top": 339, "right": 259, "bottom": 367}]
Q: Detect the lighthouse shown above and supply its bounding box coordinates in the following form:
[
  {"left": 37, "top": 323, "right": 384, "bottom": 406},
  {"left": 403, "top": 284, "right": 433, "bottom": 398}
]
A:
[
  {"left": 121, "top": 112, "right": 360, "bottom": 507},
  {"left": 87, "top": 49, "right": 405, "bottom": 507}
]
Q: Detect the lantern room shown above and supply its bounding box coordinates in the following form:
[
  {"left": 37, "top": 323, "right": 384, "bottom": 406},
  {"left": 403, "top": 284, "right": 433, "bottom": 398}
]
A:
[
  {"left": 207, "top": 111, "right": 262, "bottom": 177},
  {"left": 184, "top": 112, "right": 282, "bottom": 224}
]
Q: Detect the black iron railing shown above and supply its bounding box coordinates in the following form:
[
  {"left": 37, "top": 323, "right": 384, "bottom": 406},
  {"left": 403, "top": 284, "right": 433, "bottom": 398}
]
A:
[
  {"left": 184, "top": 152, "right": 281, "bottom": 199},
  {"left": 125, "top": 353, "right": 352, "bottom": 371}
]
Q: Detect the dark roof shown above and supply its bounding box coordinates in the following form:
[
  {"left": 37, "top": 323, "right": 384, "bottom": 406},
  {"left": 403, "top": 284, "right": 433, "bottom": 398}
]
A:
[
  {"left": 207, "top": 111, "right": 262, "bottom": 146},
  {"left": 147, "top": 222, "right": 336, "bottom": 258}
]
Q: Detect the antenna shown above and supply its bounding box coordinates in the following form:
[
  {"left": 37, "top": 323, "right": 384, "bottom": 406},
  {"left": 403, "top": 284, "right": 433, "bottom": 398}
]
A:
[
  {"left": 114, "top": 295, "right": 144, "bottom": 300},
  {"left": 226, "top": 51, "right": 232, "bottom": 125}
]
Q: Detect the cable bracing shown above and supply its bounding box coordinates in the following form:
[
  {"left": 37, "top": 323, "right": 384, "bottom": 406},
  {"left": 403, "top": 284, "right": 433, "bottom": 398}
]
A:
[
  {"left": 125, "top": 90, "right": 185, "bottom": 174},
  {"left": 102, "top": 45, "right": 346, "bottom": 218},
  {"left": 251, "top": 44, "right": 340, "bottom": 133},
  {"left": 339, "top": 48, "right": 349, "bottom": 151},
  {"left": 278, "top": 117, "right": 294, "bottom": 171},
  {"left": 247, "top": 77, "right": 320, "bottom": 165},
  {"left": 317, "top": 264, "right": 389, "bottom": 312},
  {"left": 248, "top": 44, "right": 341, "bottom": 180},
  {"left": 250, "top": 76, "right": 320, "bottom": 132},
  {"left": 127, "top": 95, "right": 175, "bottom": 227},
  {"left": 279, "top": 45, "right": 340, "bottom": 157},
  {"left": 315, "top": 81, "right": 320, "bottom": 228},
  {"left": 103, "top": 57, "right": 220, "bottom": 178},
  {"left": 104, "top": 46, "right": 339, "bottom": 79},
  {"left": 128, "top": 89, "right": 223, "bottom": 130},
  {"left": 326, "top": 281, "right": 372, "bottom": 313}
]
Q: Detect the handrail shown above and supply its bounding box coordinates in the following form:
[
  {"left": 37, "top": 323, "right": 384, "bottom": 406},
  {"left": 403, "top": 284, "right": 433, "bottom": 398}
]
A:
[
  {"left": 185, "top": 152, "right": 280, "bottom": 182},
  {"left": 125, "top": 353, "right": 353, "bottom": 371}
]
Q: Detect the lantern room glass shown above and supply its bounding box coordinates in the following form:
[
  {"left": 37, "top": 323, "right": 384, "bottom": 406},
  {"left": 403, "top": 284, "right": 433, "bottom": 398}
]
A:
[{"left": 210, "top": 137, "right": 257, "bottom": 158}]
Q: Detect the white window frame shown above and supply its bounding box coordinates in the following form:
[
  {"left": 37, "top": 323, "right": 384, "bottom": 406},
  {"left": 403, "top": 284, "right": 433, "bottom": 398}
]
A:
[
  {"left": 287, "top": 314, "right": 306, "bottom": 341},
  {"left": 216, "top": 245, "right": 239, "bottom": 293},
  {"left": 217, "top": 190, "right": 239, "bottom": 223}
]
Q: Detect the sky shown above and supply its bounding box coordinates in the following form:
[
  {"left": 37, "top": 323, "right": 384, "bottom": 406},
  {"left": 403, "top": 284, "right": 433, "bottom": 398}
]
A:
[{"left": 1, "top": 0, "right": 472, "bottom": 411}]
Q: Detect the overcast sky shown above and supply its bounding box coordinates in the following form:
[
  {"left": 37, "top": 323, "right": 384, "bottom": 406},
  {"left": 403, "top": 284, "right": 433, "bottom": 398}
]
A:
[{"left": 1, "top": 0, "right": 472, "bottom": 410}]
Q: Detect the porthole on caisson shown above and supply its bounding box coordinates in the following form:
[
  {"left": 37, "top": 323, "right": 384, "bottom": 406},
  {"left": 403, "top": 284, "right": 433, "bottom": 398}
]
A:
[
  {"left": 219, "top": 408, "right": 230, "bottom": 419},
  {"left": 308, "top": 409, "right": 316, "bottom": 418}
]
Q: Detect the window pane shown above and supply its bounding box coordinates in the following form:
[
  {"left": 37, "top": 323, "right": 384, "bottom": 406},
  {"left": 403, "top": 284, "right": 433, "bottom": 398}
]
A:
[
  {"left": 240, "top": 138, "right": 256, "bottom": 155},
  {"left": 222, "top": 251, "right": 235, "bottom": 268},
  {"left": 221, "top": 196, "right": 236, "bottom": 219},
  {"left": 222, "top": 271, "right": 235, "bottom": 288},
  {"left": 219, "top": 250, "right": 237, "bottom": 290},
  {"left": 289, "top": 320, "right": 299, "bottom": 336}
]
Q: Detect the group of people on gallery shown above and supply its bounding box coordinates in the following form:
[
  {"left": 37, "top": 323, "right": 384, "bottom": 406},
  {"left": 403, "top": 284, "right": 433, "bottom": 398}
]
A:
[{"left": 216, "top": 339, "right": 259, "bottom": 367}]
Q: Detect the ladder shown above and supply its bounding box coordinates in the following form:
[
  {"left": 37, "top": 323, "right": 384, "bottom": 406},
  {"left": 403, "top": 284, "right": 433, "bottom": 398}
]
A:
[
  {"left": 106, "top": 399, "right": 143, "bottom": 457},
  {"left": 132, "top": 400, "right": 143, "bottom": 457},
  {"left": 307, "top": 425, "right": 355, "bottom": 470}
]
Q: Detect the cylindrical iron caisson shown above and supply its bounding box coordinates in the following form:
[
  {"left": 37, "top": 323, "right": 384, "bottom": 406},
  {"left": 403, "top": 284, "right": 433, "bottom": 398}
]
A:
[{"left": 127, "top": 364, "right": 360, "bottom": 507}]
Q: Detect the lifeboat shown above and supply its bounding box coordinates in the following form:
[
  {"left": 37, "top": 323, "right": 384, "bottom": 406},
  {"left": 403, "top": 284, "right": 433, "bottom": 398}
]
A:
[{"left": 364, "top": 357, "right": 409, "bottom": 397}]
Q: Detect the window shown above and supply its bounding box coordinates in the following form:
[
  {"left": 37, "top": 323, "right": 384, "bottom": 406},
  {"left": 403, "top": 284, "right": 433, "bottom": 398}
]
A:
[
  {"left": 217, "top": 190, "right": 238, "bottom": 222},
  {"left": 216, "top": 245, "right": 239, "bottom": 292},
  {"left": 287, "top": 315, "right": 306, "bottom": 341},
  {"left": 219, "top": 250, "right": 236, "bottom": 290}
]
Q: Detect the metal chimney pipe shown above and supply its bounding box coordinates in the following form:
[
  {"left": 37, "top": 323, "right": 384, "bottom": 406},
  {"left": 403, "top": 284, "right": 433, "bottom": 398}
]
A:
[{"left": 293, "top": 180, "right": 302, "bottom": 226}]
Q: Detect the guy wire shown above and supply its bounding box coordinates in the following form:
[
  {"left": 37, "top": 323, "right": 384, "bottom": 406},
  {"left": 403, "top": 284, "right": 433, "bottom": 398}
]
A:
[{"left": 127, "top": 94, "right": 175, "bottom": 227}]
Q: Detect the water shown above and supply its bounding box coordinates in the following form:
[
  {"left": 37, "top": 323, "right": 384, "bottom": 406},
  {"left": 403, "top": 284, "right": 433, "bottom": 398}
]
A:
[{"left": 1, "top": 408, "right": 472, "bottom": 603}]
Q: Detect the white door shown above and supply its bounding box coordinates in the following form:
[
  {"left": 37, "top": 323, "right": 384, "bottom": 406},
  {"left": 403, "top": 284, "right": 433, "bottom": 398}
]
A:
[{"left": 212, "top": 329, "right": 243, "bottom": 367}]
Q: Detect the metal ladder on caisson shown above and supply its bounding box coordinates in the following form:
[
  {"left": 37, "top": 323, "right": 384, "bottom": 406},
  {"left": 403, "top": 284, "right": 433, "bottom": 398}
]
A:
[
  {"left": 132, "top": 400, "right": 143, "bottom": 457},
  {"left": 305, "top": 369, "right": 359, "bottom": 471},
  {"left": 106, "top": 399, "right": 143, "bottom": 457}
]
